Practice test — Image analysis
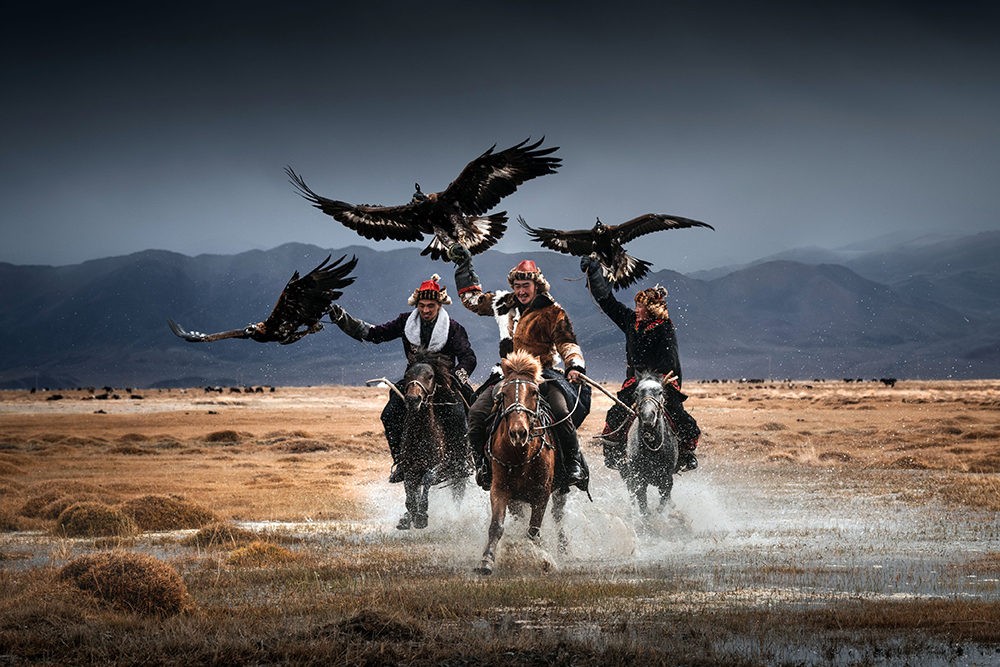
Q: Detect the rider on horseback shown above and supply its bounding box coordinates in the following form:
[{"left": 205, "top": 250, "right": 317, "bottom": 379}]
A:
[
  {"left": 449, "top": 244, "right": 590, "bottom": 492},
  {"left": 329, "top": 274, "right": 477, "bottom": 483},
  {"left": 580, "top": 256, "right": 700, "bottom": 472}
]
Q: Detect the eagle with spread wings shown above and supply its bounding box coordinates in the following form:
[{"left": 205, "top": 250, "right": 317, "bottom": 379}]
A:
[
  {"left": 168, "top": 254, "right": 358, "bottom": 345},
  {"left": 285, "top": 138, "right": 561, "bottom": 261},
  {"left": 519, "top": 214, "right": 714, "bottom": 289}
]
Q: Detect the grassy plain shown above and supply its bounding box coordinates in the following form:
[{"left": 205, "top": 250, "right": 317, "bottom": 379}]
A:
[{"left": 1, "top": 380, "right": 1000, "bottom": 665}]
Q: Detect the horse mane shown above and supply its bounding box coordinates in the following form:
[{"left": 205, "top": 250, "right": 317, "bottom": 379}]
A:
[
  {"left": 501, "top": 350, "right": 543, "bottom": 382},
  {"left": 407, "top": 347, "right": 453, "bottom": 392}
]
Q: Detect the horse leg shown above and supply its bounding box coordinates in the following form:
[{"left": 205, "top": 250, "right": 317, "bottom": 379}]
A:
[
  {"left": 657, "top": 474, "right": 675, "bottom": 514},
  {"left": 526, "top": 495, "right": 550, "bottom": 543},
  {"left": 475, "top": 489, "right": 510, "bottom": 576},
  {"left": 635, "top": 482, "right": 651, "bottom": 516},
  {"left": 414, "top": 480, "right": 430, "bottom": 529},
  {"left": 451, "top": 475, "right": 467, "bottom": 505},
  {"left": 397, "top": 476, "right": 414, "bottom": 530},
  {"left": 550, "top": 490, "right": 569, "bottom": 554}
]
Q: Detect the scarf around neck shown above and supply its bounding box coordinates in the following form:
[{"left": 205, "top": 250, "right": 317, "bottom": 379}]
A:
[{"left": 404, "top": 307, "right": 450, "bottom": 352}]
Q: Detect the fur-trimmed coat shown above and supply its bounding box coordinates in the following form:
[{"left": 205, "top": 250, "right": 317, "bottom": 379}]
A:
[
  {"left": 366, "top": 310, "right": 477, "bottom": 380},
  {"left": 458, "top": 287, "right": 585, "bottom": 374}
]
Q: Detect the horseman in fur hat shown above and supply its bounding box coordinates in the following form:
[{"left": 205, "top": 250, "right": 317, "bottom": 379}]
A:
[
  {"left": 329, "top": 275, "right": 477, "bottom": 483},
  {"left": 580, "top": 256, "right": 700, "bottom": 472},
  {"left": 448, "top": 244, "right": 590, "bottom": 492}
]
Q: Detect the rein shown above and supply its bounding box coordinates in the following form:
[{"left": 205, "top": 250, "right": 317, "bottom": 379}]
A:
[
  {"left": 486, "top": 377, "right": 553, "bottom": 471},
  {"left": 528, "top": 377, "right": 582, "bottom": 434}
]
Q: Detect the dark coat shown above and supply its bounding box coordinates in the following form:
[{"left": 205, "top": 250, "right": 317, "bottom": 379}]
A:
[
  {"left": 588, "top": 272, "right": 682, "bottom": 386},
  {"left": 367, "top": 311, "right": 477, "bottom": 379}
]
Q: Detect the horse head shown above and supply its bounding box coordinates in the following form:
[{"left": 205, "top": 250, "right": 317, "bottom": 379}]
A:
[
  {"left": 634, "top": 372, "right": 667, "bottom": 450},
  {"left": 497, "top": 350, "right": 544, "bottom": 449},
  {"left": 403, "top": 348, "right": 450, "bottom": 412}
]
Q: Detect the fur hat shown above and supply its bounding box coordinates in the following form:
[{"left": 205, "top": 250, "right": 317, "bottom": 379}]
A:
[
  {"left": 408, "top": 274, "right": 452, "bottom": 305},
  {"left": 506, "top": 260, "right": 551, "bottom": 293},
  {"left": 635, "top": 285, "right": 669, "bottom": 320}
]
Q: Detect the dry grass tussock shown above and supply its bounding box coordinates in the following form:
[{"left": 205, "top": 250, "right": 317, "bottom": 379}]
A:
[
  {"left": 117, "top": 494, "right": 218, "bottom": 531},
  {"left": 16, "top": 480, "right": 122, "bottom": 520},
  {"left": 58, "top": 551, "right": 189, "bottom": 616},
  {"left": 227, "top": 540, "right": 303, "bottom": 566},
  {"left": 55, "top": 502, "right": 138, "bottom": 538},
  {"left": 181, "top": 522, "right": 300, "bottom": 549}
]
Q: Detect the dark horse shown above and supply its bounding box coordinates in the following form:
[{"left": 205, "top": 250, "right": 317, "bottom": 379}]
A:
[
  {"left": 622, "top": 371, "right": 679, "bottom": 515},
  {"left": 475, "top": 350, "right": 567, "bottom": 575},
  {"left": 395, "top": 349, "right": 470, "bottom": 530}
]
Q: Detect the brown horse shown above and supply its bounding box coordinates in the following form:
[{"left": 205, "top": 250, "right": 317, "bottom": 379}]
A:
[
  {"left": 396, "top": 349, "right": 469, "bottom": 530},
  {"left": 475, "top": 350, "right": 567, "bottom": 575}
]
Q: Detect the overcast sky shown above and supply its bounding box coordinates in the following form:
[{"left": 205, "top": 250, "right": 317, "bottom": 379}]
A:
[{"left": 2, "top": 1, "right": 998, "bottom": 273}]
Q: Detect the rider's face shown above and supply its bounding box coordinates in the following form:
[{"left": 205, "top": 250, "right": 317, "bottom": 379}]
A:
[
  {"left": 416, "top": 299, "right": 441, "bottom": 322},
  {"left": 634, "top": 303, "right": 650, "bottom": 321},
  {"left": 512, "top": 279, "right": 536, "bottom": 305}
]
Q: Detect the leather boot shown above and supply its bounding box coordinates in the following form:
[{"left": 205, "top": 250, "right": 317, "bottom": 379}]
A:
[
  {"left": 558, "top": 427, "right": 586, "bottom": 484},
  {"left": 678, "top": 438, "right": 698, "bottom": 472},
  {"left": 470, "top": 431, "right": 491, "bottom": 490},
  {"left": 387, "top": 433, "right": 404, "bottom": 483}
]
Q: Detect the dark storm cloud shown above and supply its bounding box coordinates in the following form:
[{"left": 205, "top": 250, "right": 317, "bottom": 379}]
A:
[{"left": 2, "top": 1, "right": 998, "bottom": 271}]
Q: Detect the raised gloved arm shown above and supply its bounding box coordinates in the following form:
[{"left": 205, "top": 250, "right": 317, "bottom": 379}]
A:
[
  {"left": 580, "top": 255, "right": 612, "bottom": 302},
  {"left": 328, "top": 304, "right": 371, "bottom": 342},
  {"left": 449, "top": 243, "right": 480, "bottom": 292}
]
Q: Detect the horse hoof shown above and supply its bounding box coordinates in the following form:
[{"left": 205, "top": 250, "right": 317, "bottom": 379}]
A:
[
  {"left": 413, "top": 514, "right": 428, "bottom": 529},
  {"left": 396, "top": 513, "right": 412, "bottom": 530},
  {"left": 474, "top": 563, "right": 494, "bottom": 576}
]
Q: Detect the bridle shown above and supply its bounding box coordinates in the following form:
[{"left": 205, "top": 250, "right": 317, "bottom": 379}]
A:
[
  {"left": 487, "top": 377, "right": 552, "bottom": 470},
  {"left": 403, "top": 366, "right": 460, "bottom": 407},
  {"left": 635, "top": 386, "right": 669, "bottom": 452},
  {"left": 405, "top": 376, "right": 434, "bottom": 400}
]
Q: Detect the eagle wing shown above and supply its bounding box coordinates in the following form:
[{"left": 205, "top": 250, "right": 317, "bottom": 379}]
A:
[
  {"left": 422, "top": 212, "right": 509, "bottom": 261},
  {"left": 612, "top": 213, "right": 715, "bottom": 245},
  {"left": 518, "top": 216, "right": 595, "bottom": 256},
  {"left": 168, "top": 254, "right": 358, "bottom": 345},
  {"left": 167, "top": 318, "right": 250, "bottom": 342},
  {"left": 286, "top": 167, "right": 429, "bottom": 243},
  {"left": 603, "top": 253, "right": 653, "bottom": 290},
  {"left": 261, "top": 254, "right": 359, "bottom": 341},
  {"left": 442, "top": 138, "right": 561, "bottom": 216}
]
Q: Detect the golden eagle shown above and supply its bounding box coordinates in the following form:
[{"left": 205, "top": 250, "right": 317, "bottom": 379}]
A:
[
  {"left": 286, "top": 138, "right": 561, "bottom": 261},
  {"left": 168, "top": 254, "right": 358, "bottom": 345},
  {"left": 519, "top": 214, "right": 714, "bottom": 289}
]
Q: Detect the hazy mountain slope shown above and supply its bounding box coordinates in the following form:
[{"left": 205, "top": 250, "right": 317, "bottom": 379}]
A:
[{"left": 1, "top": 235, "right": 997, "bottom": 388}]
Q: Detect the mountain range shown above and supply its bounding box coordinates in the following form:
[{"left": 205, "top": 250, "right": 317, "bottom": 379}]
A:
[{"left": 1, "top": 231, "right": 998, "bottom": 389}]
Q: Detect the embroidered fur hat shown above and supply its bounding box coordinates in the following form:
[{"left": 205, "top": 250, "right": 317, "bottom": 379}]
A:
[
  {"left": 507, "top": 259, "right": 551, "bottom": 293},
  {"left": 635, "top": 285, "right": 669, "bottom": 320},
  {"left": 408, "top": 274, "right": 452, "bottom": 305}
]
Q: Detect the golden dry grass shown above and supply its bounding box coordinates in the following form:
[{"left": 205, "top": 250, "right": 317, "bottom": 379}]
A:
[
  {"left": 55, "top": 502, "right": 139, "bottom": 538},
  {"left": 1, "top": 381, "right": 1000, "bottom": 665},
  {"left": 117, "top": 494, "right": 218, "bottom": 531},
  {"left": 58, "top": 551, "right": 189, "bottom": 616}
]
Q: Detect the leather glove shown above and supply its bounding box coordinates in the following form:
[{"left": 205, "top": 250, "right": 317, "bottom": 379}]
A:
[
  {"left": 330, "top": 305, "right": 370, "bottom": 342},
  {"left": 451, "top": 244, "right": 480, "bottom": 291},
  {"left": 580, "top": 255, "right": 602, "bottom": 274},
  {"left": 581, "top": 256, "right": 612, "bottom": 301},
  {"left": 448, "top": 243, "right": 472, "bottom": 263}
]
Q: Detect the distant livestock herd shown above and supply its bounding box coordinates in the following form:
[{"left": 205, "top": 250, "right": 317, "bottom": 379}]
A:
[{"left": 21, "top": 378, "right": 901, "bottom": 398}]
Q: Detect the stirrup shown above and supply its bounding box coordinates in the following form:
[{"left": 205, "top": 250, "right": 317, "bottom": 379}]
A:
[
  {"left": 564, "top": 460, "right": 585, "bottom": 483},
  {"left": 475, "top": 465, "right": 491, "bottom": 490}
]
